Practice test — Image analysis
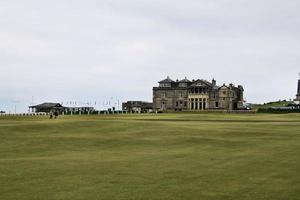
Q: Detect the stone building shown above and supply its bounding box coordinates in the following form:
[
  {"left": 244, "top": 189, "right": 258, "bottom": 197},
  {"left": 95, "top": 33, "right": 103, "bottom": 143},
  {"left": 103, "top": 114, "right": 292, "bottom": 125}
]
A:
[
  {"left": 153, "top": 77, "right": 244, "bottom": 111},
  {"left": 122, "top": 101, "right": 153, "bottom": 113}
]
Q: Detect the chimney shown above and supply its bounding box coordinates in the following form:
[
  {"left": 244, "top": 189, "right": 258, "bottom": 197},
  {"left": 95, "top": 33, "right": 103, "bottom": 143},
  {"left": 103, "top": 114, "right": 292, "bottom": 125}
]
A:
[
  {"left": 296, "top": 75, "right": 300, "bottom": 100},
  {"left": 212, "top": 79, "right": 216, "bottom": 87}
]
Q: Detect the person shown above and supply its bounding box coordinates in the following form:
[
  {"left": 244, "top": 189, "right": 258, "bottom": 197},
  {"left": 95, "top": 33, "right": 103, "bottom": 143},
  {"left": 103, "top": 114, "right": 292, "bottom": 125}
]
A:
[{"left": 54, "top": 111, "right": 58, "bottom": 119}]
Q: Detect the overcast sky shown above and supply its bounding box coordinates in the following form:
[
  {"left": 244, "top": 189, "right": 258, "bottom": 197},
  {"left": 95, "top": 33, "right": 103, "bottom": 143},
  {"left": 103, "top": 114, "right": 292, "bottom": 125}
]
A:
[{"left": 0, "top": 0, "right": 300, "bottom": 112}]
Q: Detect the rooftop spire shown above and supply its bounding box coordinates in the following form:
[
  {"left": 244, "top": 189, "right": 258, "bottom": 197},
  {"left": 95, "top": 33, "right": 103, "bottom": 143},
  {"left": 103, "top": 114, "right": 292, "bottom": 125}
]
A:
[{"left": 296, "top": 74, "right": 300, "bottom": 101}]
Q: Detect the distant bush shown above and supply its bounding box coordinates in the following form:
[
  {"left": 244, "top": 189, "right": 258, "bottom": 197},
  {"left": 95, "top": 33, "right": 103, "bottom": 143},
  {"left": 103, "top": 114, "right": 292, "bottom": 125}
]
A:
[{"left": 257, "top": 108, "right": 300, "bottom": 113}]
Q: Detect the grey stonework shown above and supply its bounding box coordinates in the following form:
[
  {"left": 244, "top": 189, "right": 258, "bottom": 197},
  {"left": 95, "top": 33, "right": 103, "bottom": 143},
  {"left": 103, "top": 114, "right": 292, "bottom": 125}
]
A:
[
  {"left": 153, "top": 77, "right": 244, "bottom": 111},
  {"left": 122, "top": 101, "right": 153, "bottom": 113}
]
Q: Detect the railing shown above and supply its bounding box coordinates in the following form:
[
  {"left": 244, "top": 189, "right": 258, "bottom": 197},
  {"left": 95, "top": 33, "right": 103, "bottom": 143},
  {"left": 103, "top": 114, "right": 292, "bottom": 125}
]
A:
[
  {"left": 0, "top": 110, "right": 146, "bottom": 117},
  {"left": 0, "top": 113, "right": 49, "bottom": 116},
  {"left": 224, "top": 110, "right": 257, "bottom": 114},
  {"left": 0, "top": 110, "right": 258, "bottom": 117}
]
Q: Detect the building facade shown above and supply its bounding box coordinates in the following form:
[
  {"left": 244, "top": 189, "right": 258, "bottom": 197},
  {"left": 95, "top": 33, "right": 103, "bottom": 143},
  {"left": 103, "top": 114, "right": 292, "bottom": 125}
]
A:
[
  {"left": 153, "top": 77, "right": 244, "bottom": 111},
  {"left": 122, "top": 101, "right": 153, "bottom": 113},
  {"left": 29, "top": 102, "right": 94, "bottom": 114},
  {"left": 29, "top": 103, "right": 64, "bottom": 113}
]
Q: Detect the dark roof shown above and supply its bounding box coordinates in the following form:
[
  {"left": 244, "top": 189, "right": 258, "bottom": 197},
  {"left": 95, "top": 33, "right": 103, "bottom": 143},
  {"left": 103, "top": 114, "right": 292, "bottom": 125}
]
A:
[
  {"left": 219, "top": 84, "right": 229, "bottom": 89},
  {"left": 201, "top": 79, "right": 212, "bottom": 86},
  {"left": 179, "top": 77, "right": 191, "bottom": 83},
  {"left": 29, "top": 102, "right": 63, "bottom": 108},
  {"left": 159, "top": 76, "right": 175, "bottom": 83},
  {"left": 190, "top": 79, "right": 212, "bottom": 87},
  {"left": 123, "top": 101, "right": 152, "bottom": 105},
  {"left": 65, "top": 106, "right": 94, "bottom": 108}
]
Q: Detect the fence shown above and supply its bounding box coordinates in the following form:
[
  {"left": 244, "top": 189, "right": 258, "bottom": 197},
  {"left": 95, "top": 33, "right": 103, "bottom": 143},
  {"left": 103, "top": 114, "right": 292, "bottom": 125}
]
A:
[
  {"left": 0, "top": 110, "right": 146, "bottom": 117},
  {"left": 0, "top": 109, "right": 260, "bottom": 117}
]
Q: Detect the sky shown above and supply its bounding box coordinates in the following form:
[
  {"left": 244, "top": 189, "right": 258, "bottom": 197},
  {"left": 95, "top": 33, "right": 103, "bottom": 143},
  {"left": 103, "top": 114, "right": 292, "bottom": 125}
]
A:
[{"left": 0, "top": 0, "right": 300, "bottom": 112}]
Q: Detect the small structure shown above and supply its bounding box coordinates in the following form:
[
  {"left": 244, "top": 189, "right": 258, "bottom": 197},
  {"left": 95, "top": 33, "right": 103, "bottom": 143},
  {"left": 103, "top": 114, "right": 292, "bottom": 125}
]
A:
[
  {"left": 29, "top": 103, "right": 64, "bottom": 113},
  {"left": 294, "top": 74, "right": 300, "bottom": 104},
  {"left": 29, "top": 102, "right": 95, "bottom": 114},
  {"left": 64, "top": 107, "right": 94, "bottom": 114},
  {"left": 122, "top": 101, "right": 153, "bottom": 113}
]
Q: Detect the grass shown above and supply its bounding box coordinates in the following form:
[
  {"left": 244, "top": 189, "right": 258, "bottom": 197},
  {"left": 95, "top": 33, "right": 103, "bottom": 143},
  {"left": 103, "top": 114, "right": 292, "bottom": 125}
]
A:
[
  {"left": 0, "top": 113, "right": 300, "bottom": 200},
  {"left": 252, "top": 100, "right": 293, "bottom": 109}
]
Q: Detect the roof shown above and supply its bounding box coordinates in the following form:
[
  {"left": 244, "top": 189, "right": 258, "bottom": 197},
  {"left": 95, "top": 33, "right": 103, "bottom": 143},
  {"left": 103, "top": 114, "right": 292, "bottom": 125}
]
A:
[
  {"left": 123, "top": 101, "right": 153, "bottom": 105},
  {"left": 159, "top": 76, "right": 175, "bottom": 83},
  {"left": 219, "top": 84, "right": 229, "bottom": 89},
  {"left": 179, "top": 77, "right": 191, "bottom": 83},
  {"left": 189, "top": 79, "right": 212, "bottom": 87},
  {"left": 65, "top": 106, "right": 94, "bottom": 109},
  {"left": 201, "top": 79, "right": 213, "bottom": 86},
  {"left": 29, "top": 102, "right": 63, "bottom": 108}
]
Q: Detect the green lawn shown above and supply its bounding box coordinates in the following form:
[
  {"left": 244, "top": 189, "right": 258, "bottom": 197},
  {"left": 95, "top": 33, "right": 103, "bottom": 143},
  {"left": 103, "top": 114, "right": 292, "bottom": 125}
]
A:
[
  {"left": 252, "top": 101, "right": 293, "bottom": 109},
  {"left": 0, "top": 113, "right": 300, "bottom": 200}
]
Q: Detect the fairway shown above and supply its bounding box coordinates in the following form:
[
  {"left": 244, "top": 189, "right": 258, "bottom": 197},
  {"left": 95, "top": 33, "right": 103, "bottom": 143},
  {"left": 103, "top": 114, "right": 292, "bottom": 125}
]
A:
[{"left": 1, "top": 113, "right": 300, "bottom": 200}]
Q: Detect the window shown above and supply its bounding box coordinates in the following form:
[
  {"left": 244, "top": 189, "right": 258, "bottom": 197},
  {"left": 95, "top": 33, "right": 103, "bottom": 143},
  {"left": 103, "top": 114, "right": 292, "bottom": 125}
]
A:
[
  {"left": 215, "top": 102, "right": 219, "bottom": 108},
  {"left": 176, "top": 101, "right": 179, "bottom": 107},
  {"left": 179, "top": 83, "right": 187, "bottom": 87},
  {"left": 159, "top": 83, "right": 171, "bottom": 88}
]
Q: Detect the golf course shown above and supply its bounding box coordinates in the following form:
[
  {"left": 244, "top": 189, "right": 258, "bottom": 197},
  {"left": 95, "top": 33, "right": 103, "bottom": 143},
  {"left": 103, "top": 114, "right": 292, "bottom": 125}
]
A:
[{"left": 1, "top": 113, "right": 300, "bottom": 200}]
